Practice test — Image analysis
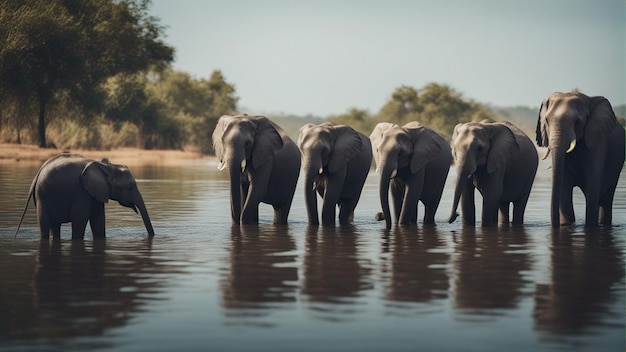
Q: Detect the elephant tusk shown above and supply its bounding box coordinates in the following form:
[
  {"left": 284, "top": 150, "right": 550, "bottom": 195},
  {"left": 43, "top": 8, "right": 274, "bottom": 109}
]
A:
[
  {"left": 390, "top": 169, "right": 397, "bottom": 179},
  {"left": 566, "top": 139, "right": 576, "bottom": 154},
  {"left": 318, "top": 167, "right": 323, "bottom": 175},
  {"left": 541, "top": 148, "right": 550, "bottom": 160},
  {"left": 217, "top": 161, "right": 227, "bottom": 171},
  {"left": 241, "top": 159, "right": 247, "bottom": 173}
]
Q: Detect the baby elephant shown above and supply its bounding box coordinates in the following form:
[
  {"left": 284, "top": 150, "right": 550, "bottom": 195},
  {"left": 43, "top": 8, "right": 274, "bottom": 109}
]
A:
[
  {"left": 16, "top": 153, "right": 155, "bottom": 239},
  {"left": 448, "top": 121, "right": 538, "bottom": 226}
]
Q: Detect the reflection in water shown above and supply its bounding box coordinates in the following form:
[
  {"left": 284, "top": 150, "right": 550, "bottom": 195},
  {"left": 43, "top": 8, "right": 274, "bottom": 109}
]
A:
[
  {"left": 381, "top": 226, "right": 450, "bottom": 315},
  {"left": 301, "top": 226, "right": 373, "bottom": 321},
  {"left": 0, "top": 238, "right": 171, "bottom": 350},
  {"left": 220, "top": 225, "right": 298, "bottom": 326},
  {"left": 453, "top": 226, "right": 532, "bottom": 318},
  {"left": 534, "top": 228, "right": 625, "bottom": 338}
]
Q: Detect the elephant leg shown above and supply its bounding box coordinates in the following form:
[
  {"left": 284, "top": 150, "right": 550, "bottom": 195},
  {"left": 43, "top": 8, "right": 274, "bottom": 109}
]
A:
[
  {"left": 71, "top": 218, "right": 88, "bottom": 240},
  {"left": 338, "top": 196, "right": 359, "bottom": 225},
  {"left": 400, "top": 178, "right": 422, "bottom": 225},
  {"left": 498, "top": 202, "right": 510, "bottom": 225},
  {"left": 90, "top": 201, "right": 106, "bottom": 238},
  {"left": 559, "top": 178, "right": 575, "bottom": 226},
  {"left": 273, "top": 198, "right": 293, "bottom": 225},
  {"left": 390, "top": 180, "right": 404, "bottom": 222},
  {"left": 242, "top": 170, "right": 271, "bottom": 225},
  {"left": 321, "top": 171, "right": 347, "bottom": 227},
  {"left": 50, "top": 223, "right": 61, "bottom": 239},
  {"left": 599, "top": 188, "right": 616, "bottom": 226},
  {"left": 37, "top": 203, "right": 51, "bottom": 239}
]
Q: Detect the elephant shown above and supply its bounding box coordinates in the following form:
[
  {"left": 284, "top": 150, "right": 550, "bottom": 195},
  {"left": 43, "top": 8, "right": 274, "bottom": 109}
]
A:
[
  {"left": 297, "top": 122, "right": 372, "bottom": 227},
  {"left": 212, "top": 114, "right": 301, "bottom": 225},
  {"left": 448, "top": 120, "right": 538, "bottom": 227},
  {"left": 15, "top": 153, "right": 155, "bottom": 239},
  {"left": 536, "top": 92, "right": 625, "bottom": 228},
  {"left": 370, "top": 122, "right": 452, "bottom": 229}
]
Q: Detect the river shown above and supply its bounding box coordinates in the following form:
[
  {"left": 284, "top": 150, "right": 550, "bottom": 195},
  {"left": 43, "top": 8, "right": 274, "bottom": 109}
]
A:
[{"left": 0, "top": 158, "right": 624, "bottom": 351}]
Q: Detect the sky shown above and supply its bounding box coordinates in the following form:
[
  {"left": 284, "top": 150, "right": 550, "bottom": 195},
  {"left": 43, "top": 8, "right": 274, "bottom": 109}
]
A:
[{"left": 150, "top": 0, "right": 625, "bottom": 117}]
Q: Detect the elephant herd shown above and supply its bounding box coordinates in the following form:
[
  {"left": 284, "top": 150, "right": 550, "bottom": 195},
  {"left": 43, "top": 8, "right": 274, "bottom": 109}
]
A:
[{"left": 16, "top": 92, "right": 626, "bottom": 239}]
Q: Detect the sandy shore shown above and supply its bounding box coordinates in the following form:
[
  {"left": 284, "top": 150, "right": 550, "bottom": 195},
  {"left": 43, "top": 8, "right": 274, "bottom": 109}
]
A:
[{"left": 0, "top": 143, "right": 211, "bottom": 166}]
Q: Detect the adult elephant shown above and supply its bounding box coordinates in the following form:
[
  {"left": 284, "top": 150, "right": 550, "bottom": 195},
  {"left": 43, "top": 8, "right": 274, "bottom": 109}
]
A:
[
  {"left": 297, "top": 122, "right": 372, "bottom": 227},
  {"left": 212, "top": 114, "right": 301, "bottom": 225},
  {"left": 370, "top": 122, "right": 452, "bottom": 229},
  {"left": 448, "top": 120, "right": 538, "bottom": 227},
  {"left": 15, "top": 154, "right": 155, "bottom": 239},
  {"left": 537, "top": 92, "right": 625, "bottom": 228}
]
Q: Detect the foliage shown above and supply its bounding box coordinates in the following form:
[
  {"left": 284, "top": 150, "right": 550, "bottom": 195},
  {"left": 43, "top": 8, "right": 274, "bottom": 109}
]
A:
[
  {"left": 374, "top": 83, "right": 497, "bottom": 139},
  {"left": 327, "top": 108, "right": 376, "bottom": 135},
  {"left": 0, "top": 0, "right": 174, "bottom": 147}
]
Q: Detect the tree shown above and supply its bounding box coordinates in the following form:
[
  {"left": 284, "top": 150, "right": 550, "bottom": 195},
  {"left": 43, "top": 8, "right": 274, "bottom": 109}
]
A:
[
  {"left": 0, "top": 0, "right": 174, "bottom": 147},
  {"left": 376, "top": 83, "right": 497, "bottom": 138},
  {"left": 327, "top": 108, "right": 375, "bottom": 135}
]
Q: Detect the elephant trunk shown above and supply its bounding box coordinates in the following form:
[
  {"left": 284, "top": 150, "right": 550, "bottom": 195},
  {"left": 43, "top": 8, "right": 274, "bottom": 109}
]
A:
[
  {"left": 303, "top": 163, "right": 320, "bottom": 226},
  {"left": 378, "top": 161, "right": 395, "bottom": 229},
  {"left": 548, "top": 126, "right": 576, "bottom": 228},
  {"left": 133, "top": 190, "right": 155, "bottom": 237},
  {"left": 549, "top": 146, "right": 566, "bottom": 228},
  {"left": 228, "top": 155, "right": 244, "bottom": 225},
  {"left": 448, "top": 161, "right": 475, "bottom": 224}
]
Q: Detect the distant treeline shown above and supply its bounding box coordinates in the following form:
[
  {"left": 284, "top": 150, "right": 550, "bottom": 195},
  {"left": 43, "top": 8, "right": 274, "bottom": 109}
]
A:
[{"left": 1, "top": 1, "right": 623, "bottom": 153}]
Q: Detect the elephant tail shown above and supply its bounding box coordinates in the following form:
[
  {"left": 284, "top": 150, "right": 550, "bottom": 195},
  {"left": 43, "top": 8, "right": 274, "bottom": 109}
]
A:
[{"left": 14, "top": 165, "right": 43, "bottom": 239}]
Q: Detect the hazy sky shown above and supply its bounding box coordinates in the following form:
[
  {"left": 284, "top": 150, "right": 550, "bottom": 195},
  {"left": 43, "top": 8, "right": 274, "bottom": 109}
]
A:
[{"left": 151, "top": 0, "right": 625, "bottom": 116}]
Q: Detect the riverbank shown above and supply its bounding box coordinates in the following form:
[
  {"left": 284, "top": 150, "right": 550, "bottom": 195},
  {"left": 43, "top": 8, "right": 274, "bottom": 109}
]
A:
[{"left": 0, "top": 143, "right": 211, "bottom": 166}]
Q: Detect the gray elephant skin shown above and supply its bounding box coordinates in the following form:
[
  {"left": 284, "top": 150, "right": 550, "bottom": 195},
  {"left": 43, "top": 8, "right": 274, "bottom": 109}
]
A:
[
  {"left": 370, "top": 122, "right": 452, "bottom": 229},
  {"left": 537, "top": 92, "right": 625, "bottom": 228},
  {"left": 16, "top": 154, "right": 155, "bottom": 239},
  {"left": 297, "top": 122, "right": 372, "bottom": 226},
  {"left": 212, "top": 114, "right": 301, "bottom": 225},
  {"left": 449, "top": 120, "right": 538, "bottom": 227}
]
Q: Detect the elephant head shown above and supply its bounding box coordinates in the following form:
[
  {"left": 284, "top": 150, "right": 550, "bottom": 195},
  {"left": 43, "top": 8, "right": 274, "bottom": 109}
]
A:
[
  {"left": 536, "top": 92, "right": 618, "bottom": 227},
  {"left": 370, "top": 122, "right": 444, "bottom": 228},
  {"left": 297, "top": 122, "right": 362, "bottom": 225},
  {"left": 80, "top": 159, "right": 155, "bottom": 237},
  {"left": 448, "top": 121, "right": 520, "bottom": 223},
  {"left": 212, "top": 114, "right": 284, "bottom": 224}
]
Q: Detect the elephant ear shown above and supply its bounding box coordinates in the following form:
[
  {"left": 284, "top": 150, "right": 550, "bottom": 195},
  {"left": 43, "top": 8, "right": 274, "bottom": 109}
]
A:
[
  {"left": 536, "top": 97, "right": 550, "bottom": 147},
  {"left": 487, "top": 124, "right": 520, "bottom": 174},
  {"left": 404, "top": 122, "right": 443, "bottom": 174},
  {"left": 585, "top": 96, "right": 617, "bottom": 149},
  {"left": 328, "top": 125, "right": 362, "bottom": 173},
  {"left": 369, "top": 122, "right": 398, "bottom": 167},
  {"left": 80, "top": 161, "right": 110, "bottom": 203},
  {"left": 212, "top": 115, "right": 233, "bottom": 168},
  {"left": 250, "top": 116, "right": 284, "bottom": 168}
]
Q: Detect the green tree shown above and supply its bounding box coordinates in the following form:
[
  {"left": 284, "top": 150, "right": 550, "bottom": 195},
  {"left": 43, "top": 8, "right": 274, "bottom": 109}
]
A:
[
  {"left": 0, "top": 0, "right": 174, "bottom": 147},
  {"left": 376, "top": 83, "right": 497, "bottom": 139},
  {"left": 327, "top": 108, "right": 375, "bottom": 135}
]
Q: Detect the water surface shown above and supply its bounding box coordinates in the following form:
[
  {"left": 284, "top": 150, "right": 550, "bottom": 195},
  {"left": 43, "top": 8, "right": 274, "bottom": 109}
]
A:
[{"left": 0, "top": 159, "right": 624, "bottom": 351}]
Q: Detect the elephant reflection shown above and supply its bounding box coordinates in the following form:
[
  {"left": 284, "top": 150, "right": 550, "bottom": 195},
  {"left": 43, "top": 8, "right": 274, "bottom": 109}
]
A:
[
  {"left": 301, "top": 227, "right": 373, "bottom": 320},
  {"left": 533, "top": 229, "right": 624, "bottom": 336},
  {"left": 453, "top": 227, "right": 532, "bottom": 314},
  {"left": 382, "top": 227, "right": 450, "bottom": 308},
  {"left": 221, "top": 226, "right": 298, "bottom": 314},
  {"left": 1, "top": 239, "right": 162, "bottom": 343}
]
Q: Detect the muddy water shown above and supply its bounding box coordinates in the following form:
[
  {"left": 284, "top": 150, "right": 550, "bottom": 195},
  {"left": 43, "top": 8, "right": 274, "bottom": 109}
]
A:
[{"left": 0, "top": 159, "right": 624, "bottom": 351}]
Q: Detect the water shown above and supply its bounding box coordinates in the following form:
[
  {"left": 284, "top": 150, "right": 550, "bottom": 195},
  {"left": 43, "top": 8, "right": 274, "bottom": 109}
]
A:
[{"left": 0, "top": 158, "right": 624, "bottom": 351}]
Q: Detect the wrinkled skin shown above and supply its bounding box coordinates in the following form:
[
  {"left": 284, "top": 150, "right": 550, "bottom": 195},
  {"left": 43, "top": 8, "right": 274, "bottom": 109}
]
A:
[
  {"left": 212, "top": 114, "right": 301, "bottom": 225},
  {"left": 449, "top": 121, "right": 538, "bottom": 227},
  {"left": 297, "top": 122, "right": 372, "bottom": 227},
  {"left": 16, "top": 153, "right": 155, "bottom": 239},
  {"left": 370, "top": 122, "right": 452, "bottom": 229},
  {"left": 536, "top": 92, "right": 625, "bottom": 228}
]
